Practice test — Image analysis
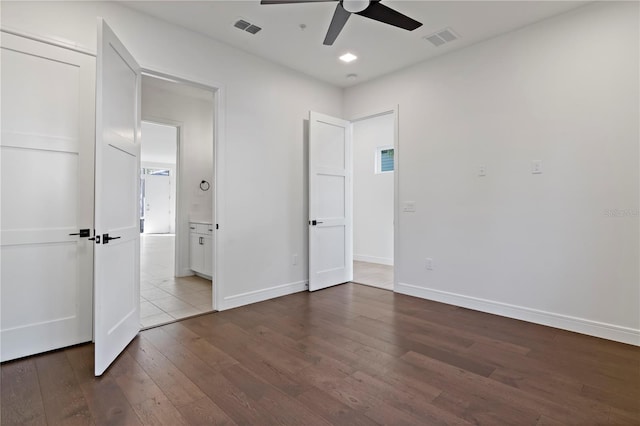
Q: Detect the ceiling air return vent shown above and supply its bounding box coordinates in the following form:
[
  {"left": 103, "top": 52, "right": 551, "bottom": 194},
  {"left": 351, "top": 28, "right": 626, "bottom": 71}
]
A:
[
  {"left": 234, "top": 19, "right": 262, "bottom": 35},
  {"left": 423, "top": 27, "right": 459, "bottom": 47}
]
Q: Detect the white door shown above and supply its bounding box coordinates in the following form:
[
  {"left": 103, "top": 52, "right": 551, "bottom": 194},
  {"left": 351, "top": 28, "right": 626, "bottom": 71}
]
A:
[
  {"left": 94, "top": 19, "right": 142, "bottom": 376},
  {"left": 308, "top": 111, "right": 353, "bottom": 291},
  {"left": 144, "top": 174, "right": 171, "bottom": 233},
  {"left": 0, "top": 33, "right": 95, "bottom": 362}
]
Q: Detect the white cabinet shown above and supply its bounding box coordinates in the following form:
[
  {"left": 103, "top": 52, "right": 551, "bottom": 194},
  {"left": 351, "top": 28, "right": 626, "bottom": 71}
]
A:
[{"left": 189, "top": 222, "right": 213, "bottom": 278}]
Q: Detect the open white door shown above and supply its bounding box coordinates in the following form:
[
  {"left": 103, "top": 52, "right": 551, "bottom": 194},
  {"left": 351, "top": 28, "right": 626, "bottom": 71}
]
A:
[
  {"left": 143, "top": 174, "right": 172, "bottom": 234},
  {"left": 94, "top": 18, "right": 141, "bottom": 376},
  {"left": 309, "top": 111, "right": 353, "bottom": 291}
]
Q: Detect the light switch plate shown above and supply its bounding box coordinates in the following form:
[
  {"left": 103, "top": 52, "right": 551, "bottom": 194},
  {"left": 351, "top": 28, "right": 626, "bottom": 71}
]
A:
[
  {"left": 478, "top": 165, "right": 486, "bottom": 177},
  {"left": 403, "top": 201, "right": 416, "bottom": 212},
  {"left": 425, "top": 258, "right": 433, "bottom": 270},
  {"left": 532, "top": 160, "right": 543, "bottom": 174}
]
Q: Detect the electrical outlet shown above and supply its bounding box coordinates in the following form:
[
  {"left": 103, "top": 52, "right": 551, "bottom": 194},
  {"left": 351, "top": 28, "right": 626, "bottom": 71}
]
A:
[
  {"left": 292, "top": 254, "right": 298, "bottom": 266},
  {"left": 425, "top": 258, "right": 433, "bottom": 270}
]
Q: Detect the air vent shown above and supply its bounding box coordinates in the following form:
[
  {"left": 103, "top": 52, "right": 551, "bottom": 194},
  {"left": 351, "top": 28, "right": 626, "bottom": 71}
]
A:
[
  {"left": 245, "top": 25, "right": 262, "bottom": 35},
  {"left": 234, "top": 19, "right": 262, "bottom": 35},
  {"left": 423, "top": 27, "right": 459, "bottom": 47},
  {"left": 234, "top": 19, "right": 250, "bottom": 30}
]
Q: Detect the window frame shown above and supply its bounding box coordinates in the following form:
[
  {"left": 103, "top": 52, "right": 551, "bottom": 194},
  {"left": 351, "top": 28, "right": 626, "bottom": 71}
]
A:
[{"left": 375, "top": 145, "right": 395, "bottom": 174}]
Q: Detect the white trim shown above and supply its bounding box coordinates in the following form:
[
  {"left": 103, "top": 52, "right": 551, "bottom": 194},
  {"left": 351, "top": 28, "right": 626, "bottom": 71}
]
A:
[
  {"left": 392, "top": 106, "right": 399, "bottom": 293},
  {"left": 353, "top": 255, "right": 394, "bottom": 266},
  {"left": 347, "top": 105, "right": 399, "bottom": 292},
  {"left": 395, "top": 282, "right": 640, "bottom": 346},
  {"left": 140, "top": 117, "right": 182, "bottom": 274},
  {"left": 220, "top": 280, "right": 308, "bottom": 311},
  {"left": 1, "top": 27, "right": 95, "bottom": 56},
  {"left": 139, "top": 66, "right": 226, "bottom": 312}
]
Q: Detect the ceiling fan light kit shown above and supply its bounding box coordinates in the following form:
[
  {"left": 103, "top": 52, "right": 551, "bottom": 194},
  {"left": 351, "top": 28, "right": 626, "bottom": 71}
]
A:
[
  {"left": 260, "top": 0, "right": 423, "bottom": 46},
  {"left": 339, "top": 52, "right": 358, "bottom": 62}
]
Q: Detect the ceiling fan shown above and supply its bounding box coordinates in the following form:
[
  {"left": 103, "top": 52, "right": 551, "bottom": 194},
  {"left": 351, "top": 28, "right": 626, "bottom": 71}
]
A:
[{"left": 260, "top": 0, "right": 423, "bottom": 46}]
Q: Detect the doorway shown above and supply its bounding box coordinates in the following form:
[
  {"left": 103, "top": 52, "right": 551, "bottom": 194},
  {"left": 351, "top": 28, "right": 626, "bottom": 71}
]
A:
[
  {"left": 139, "top": 74, "right": 216, "bottom": 329},
  {"left": 351, "top": 111, "right": 395, "bottom": 290}
]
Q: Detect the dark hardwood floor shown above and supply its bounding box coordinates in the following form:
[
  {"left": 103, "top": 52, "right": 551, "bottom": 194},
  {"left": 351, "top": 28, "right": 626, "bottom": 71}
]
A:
[{"left": 2, "top": 283, "right": 639, "bottom": 425}]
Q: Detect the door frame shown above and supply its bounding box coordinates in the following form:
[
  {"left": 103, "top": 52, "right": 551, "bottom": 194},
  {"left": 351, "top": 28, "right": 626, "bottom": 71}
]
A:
[
  {"left": 348, "top": 106, "right": 399, "bottom": 291},
  {"left": 140, "top": 67, "right": 225, "bottom": 311},
  {"left": 140, "top": 117, "right": 183, "bottom": 274}
]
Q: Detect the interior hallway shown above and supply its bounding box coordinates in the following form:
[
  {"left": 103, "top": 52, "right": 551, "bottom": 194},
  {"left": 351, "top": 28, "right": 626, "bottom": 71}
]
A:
[
  {"left": 140, "top": 234, "right": 213, "bottom": 328},
  {"left": 353, "top": 260, "right": 393, "bottom": 291}
]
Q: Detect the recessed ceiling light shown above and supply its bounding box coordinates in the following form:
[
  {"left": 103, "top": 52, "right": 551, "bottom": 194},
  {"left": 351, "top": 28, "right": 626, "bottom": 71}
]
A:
[{"left": 339, "top": 53, "right": 358, "bottom": 63}]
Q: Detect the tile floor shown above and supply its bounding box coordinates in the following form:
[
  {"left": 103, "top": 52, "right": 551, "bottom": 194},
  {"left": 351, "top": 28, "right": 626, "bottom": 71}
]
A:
[
  {"left": 140, "top": 234, "right": 213, "bottom": 329},
  {"left": 352, "top": 260, "right": 394, "bottom": 290}
]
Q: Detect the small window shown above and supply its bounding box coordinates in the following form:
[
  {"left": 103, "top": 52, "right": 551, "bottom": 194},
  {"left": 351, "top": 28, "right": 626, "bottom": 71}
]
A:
[
  {"left": 376, "top": 146, "right": 394, "bottom": 174},
  {"left": 142, "top": 168, "right": 170, "bottom": 176}
]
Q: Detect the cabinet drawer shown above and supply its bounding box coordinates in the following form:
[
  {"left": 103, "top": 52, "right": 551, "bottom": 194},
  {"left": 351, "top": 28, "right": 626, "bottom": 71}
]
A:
[
  {"left": 190, "top": 222, "right": 213, "bottom": 235},
  {"left": 195, "top": 224, "right": 208, "bottom": 235}
]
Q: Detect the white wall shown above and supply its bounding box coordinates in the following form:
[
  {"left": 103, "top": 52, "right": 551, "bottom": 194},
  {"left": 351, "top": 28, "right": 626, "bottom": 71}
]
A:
[
  {"left": 141, "top": 121, "right": 178, "bottom": 165},
  {"left": 142, "top": 81, "right": 214, "bottom": 274},
  {"left": 344, "top": 2, "right": 640, "bottom": 344},
  {"left": 1, "top": 1, "right": 343, "bottom": 308},
  {"left": 353, "top": 113, "right": 394, "bottom": 265}
]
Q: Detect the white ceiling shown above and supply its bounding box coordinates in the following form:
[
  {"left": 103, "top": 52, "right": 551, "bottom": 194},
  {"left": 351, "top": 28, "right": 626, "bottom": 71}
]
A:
[{"left": 122, "top": 0, "right": 588, "bottom": 88}]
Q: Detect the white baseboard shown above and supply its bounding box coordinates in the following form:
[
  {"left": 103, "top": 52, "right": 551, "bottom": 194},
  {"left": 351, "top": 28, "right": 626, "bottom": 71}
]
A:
[
  {"left": 395, "top": 282, "right": 640, "bottom": 346},
  {"left": 219, "top": 280, "right": 308, "bottom": 311},
  {"left": 353, "top": 254, "right": 394, "bottom": 266}
]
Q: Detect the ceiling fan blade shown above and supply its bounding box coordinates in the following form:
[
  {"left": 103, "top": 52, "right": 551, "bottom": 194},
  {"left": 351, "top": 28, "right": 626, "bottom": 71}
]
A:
[
  {"left": 261, "top": 0, "right": 336, "bottom": 4},
  {"left": 356, "top": 2, "right": 422, "bottom": 31},
  {"left": 323, "top": 3, "right": 351, "bottom": 45}
]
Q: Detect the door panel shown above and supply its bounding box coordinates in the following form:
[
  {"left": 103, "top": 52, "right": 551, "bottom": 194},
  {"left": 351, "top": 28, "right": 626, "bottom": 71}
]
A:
[
  {"left": 144, "top": 174, "right": 171, "bottom": 234},
  {"left": 94, "top": 18, "right": 141, "bottom": 376},
  {"left": 308, "top": 111, "right": 353, "bottom": 291},
  {"left": 0, "top": 32, "right": 95, "bottom": 361}
]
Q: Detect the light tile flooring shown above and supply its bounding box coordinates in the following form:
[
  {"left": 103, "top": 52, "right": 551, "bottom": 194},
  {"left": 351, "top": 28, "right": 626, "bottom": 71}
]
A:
[
  {"left": 140, "top": 234, "right": 213, "bottom": 329},
  {"left": 352, "top": 260, "right": 394, "bottom": 290}
]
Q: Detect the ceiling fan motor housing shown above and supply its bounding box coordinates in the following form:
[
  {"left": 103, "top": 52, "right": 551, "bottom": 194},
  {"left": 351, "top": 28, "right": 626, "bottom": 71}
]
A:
[{"left": 342, "top": 0, "right": 370, "bottom": 13}]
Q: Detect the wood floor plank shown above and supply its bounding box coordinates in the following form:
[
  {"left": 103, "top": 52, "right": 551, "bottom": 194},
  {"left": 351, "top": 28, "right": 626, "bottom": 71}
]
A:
[
  {"left": 401, "top": 350, "right": 602, "bottom": 424},
  {"left": 296, "top": 388, "right": 380, "bottom": 426},
  {"left": 34, "top": 351, "right": 93, "bottom": 425},
  {"left": 0, "top": 358, "right": 47, "bottom": 426},
  {"left": 175, "top": 397, "right": 237, "bottom": 426},
  {"left": 2, "top": 283, "right": 638, "bottom": 425},
  {"left": 125, "top": 337, "right": 207, "bottom": 407},
  {"left": 79, "top": 378, "right": 142, "bottom": 426},
  {"left": 131, "top": 396, "right": 189, "bottom": 426}
]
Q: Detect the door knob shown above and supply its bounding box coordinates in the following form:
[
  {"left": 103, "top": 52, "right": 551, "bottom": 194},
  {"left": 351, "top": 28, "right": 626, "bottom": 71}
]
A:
[
  {"left": 102, "top": 234, "right": 121, "bottom": 244},
  {"left": 69, "top": 229, "right": 91, "bottom": 237}
]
